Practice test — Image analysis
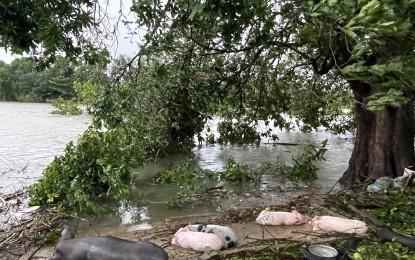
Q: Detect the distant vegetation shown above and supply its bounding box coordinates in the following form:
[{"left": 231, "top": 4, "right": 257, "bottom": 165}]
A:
[
  {"left": 0, "top": 57, "right": 78, "bottom": 102},
  {"left": 0, "top": 55, "right": 110, "bottom": 115}
]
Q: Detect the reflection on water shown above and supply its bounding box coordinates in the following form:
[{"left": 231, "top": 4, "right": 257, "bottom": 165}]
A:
[
  {"left": 118, "top": 204, "right": 150, "bottom": 225},
  {"left": 118, "top": 204, "right": 154, "bottom": 231},
  {"left": 1, "top": 102, "right": 354, "bottom": 235}
]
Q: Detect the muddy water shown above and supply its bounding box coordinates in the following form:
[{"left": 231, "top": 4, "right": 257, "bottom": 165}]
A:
[
  {"left": 0, "top": 102, "right": 91, "bottom": 195},
  {"left": 0, "top": 102, "right": 354, "bottom": 235},
  {"left": 81, "top": 125, "right": 353, "bottom": 235}
]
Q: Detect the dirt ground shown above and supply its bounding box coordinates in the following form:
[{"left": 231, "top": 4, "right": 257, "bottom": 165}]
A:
[
  {"left": 10, "top": 194, "right": 357, "bottom": 260},
  {"left": 30, "top": 223, "right": 326, "bottom": 260}
]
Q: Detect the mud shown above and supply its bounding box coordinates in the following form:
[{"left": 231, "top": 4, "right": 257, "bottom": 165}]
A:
[{"left": 21, "top": 195, "right": 356, "bottom": 260}]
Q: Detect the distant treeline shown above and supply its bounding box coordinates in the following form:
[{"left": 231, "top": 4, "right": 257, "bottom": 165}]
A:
[
  {"left": 0, "top": 57, "right": 77, "bottom": 102},
  {"left": 0, "top": 55, "right": 113, "bottom": 102}
]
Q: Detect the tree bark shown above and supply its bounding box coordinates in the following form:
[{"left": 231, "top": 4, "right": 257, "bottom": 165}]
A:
[{"left": 339, "top": 80, "right": 415, "bottom": 186}]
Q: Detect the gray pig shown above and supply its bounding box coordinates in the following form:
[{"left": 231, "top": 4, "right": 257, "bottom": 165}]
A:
[{"left": 49, "top": 225, "right": 169, "bottom": 260}]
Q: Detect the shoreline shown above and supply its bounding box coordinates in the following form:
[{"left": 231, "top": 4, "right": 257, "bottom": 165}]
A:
[{"left": 1, "top": 190, "right": 355, "bottom": 259}]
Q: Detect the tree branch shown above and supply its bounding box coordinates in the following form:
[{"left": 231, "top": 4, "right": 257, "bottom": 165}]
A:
[
  {"left": 180, "top": 26, "right": 309, "bottom": 61},
  {"left": 180, "top": 28, "right": 257, "bottom": 55},
  {"left": 267, "top": 40, "right": 310, "bottom": 61},
  {"left": 349, "top": 204, "right": 415, "bottom": 250}
]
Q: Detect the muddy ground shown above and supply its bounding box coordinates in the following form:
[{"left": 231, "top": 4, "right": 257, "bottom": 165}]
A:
[{"left": 1, "top": 193, "right": 361, "bottom": 260}]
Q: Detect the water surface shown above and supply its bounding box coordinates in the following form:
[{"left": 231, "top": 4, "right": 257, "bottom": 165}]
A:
[
  {"left": 0, "top": 102, "right": 91, "bottom": 194},
  {"left": 0, "top": 101, "right": 354, "bottom": 234}
]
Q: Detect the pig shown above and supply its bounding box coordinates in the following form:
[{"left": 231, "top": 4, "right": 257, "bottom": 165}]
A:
[
  {"left": 255, "top": 210, "right": 303, "bottom": 225},
  {"left": 49, "top": 225, "right": 169, "bottom": 260},
  {"left": 171, "top": 226, "right": 223, "bottom": 253},
  {"left": 187, "top": 224, "right": 236, "bottom": 249},
  {"left": 309, "top": 216, "right": 368, "bottom": 234},
  {"left": 60, "top": 224, "right": 75, "bottom": 240}
]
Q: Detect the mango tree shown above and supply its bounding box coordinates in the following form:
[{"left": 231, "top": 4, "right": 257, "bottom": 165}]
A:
[{"left": 130, "top": 0, "right": 415, "bottom": 185}]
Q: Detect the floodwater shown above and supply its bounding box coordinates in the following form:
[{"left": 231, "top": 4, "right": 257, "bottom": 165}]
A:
[
  {"left": 0, "top": 102, "right": 91, "bottom": 194},
  {"left": 0, "top": 101, "right": 354, "bottom": 234}
]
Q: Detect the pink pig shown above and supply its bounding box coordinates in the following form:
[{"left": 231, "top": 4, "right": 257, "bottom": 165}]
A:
[
  {"left": 255, "top": 210, "right": 303, "bottom": 225},
  {"left": 309, "top": 216, "right": 368, "bottom": 234},
  {"left": 171, "top": 226, "right": 223, "bottom": 252}
]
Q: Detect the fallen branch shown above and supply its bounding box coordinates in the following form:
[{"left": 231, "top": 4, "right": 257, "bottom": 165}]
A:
[
  {"left": 349, "top": 205, "right": 415, "bottom": 250},
  {"left": 292, "top": 230, "right": 355, "bottom": 239},
  {"left": 204, "top": 186, "right": 224, "bottom": 192},
  {"left": 348, "top": 205, "right": 384, "bottom": 227},
  {"left": 262, "top": 142, "right": 299, "bottom": 145},
  {"left": 376, "top": 227, "right": 415, "bottom": 250}
]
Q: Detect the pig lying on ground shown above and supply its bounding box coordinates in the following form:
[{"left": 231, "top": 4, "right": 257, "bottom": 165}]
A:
[
  {"left": 171, "top": 226, "right": 222, "bottom": 253},
  {"left": 49, "top": 225, "right": 169, "bottom": 260},
  {"left": 187, "top": 224, "right": 236, "bottom": 249},
  {"left": 255, "top": 210, "right": 303, "bottom": 225},
  {"left": 309, "top": 216, "right": 368, "bottom": 234},
  {"left": 60, "top": 224, "right": 75, "bottom": 240}
]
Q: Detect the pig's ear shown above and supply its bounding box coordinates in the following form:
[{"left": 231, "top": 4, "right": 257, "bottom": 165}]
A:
[{"left": 294, "top": 212, "right": 301, "bottom": 223}]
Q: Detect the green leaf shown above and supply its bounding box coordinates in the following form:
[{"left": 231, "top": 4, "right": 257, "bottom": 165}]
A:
[
  {"left": 188, "top": 3, "right": 205, "bottom": 21},
  {"left": 341, "top": 27, "right": 359, "bottom": 40},
  {"left": 327, "top": 0, "right": 338, "bottom": 7}
]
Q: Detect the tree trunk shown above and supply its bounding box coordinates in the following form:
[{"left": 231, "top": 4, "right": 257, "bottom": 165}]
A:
[{"left": 339, "top": 80, "right": 415, "bottom": 186}]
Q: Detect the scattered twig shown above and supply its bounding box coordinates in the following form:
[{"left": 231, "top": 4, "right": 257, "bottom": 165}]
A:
[
  {"left": 0, "top": 190, "right": 78, "bottom": 257},
  {"left": 204, "top": 186, "right": 224, "bottom": 192},
  {"left": 327, "top": 179, "right": 341, "bottom": 194},
  {"left": 292, "top": 230, "right": 354, "bottom": 239},
  {"left": 262, "top": 142, "right": 300, "bottom": 146},
  {"left": 0, "top": 195, "right": 6, "bottom": 204}
]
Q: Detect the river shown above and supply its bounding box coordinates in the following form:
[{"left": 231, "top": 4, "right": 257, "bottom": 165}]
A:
[
  {"left": 0, "top": 101, "right": 354, "bottom": 234},
  {"left": 0, "top": 102, "right": 91, "bottom": 195}
]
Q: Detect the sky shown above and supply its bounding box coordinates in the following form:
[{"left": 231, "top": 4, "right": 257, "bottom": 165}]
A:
[{"left": 0, "top": 1, "right": 142, "bottom": 64}]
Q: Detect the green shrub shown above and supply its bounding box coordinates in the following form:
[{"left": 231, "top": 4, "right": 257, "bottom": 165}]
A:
[
  {"left": 217, "top": 120, "right": 260, "bottom": 145},
  {"left": 154, "top": 163, "right": 204, "bottom": 206},
  {"left": 258, "top": 140, "right": 327, "bottom": 180},
  {"left": 73, "top": 80, "right": 100, "bottom": 111},
  {"left": 28, "top": 127, "right": 132, "bottom": 214},
  {"left": 219, "top": 157, "right": 260, "bottom": 182},
  {"left": 48, "top": 97, "right": 82, "bottom": 115},
  {"left": 337, "top": 189, "right": 415, "bottom": 259},
  {"left": 290, "top": 139, "right": 327, "bottom": 179},
  {"left": 152, "top": 141, "right": 326, "bottom": 206},
  {"left": 28, "top": 118, "right": 167, "bottom": 214}
]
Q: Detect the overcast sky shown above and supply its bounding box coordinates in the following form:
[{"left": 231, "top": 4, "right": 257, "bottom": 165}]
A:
[{"left": 0, "top": 1, "right": 142, "bottom": 64}]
